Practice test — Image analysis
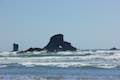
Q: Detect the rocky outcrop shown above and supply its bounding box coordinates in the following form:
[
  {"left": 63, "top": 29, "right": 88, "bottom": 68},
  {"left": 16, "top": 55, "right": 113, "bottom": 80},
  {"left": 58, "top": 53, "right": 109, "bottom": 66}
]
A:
[
  {"left": 110, "top": 47, "right": 118, "bottom": 50},
  {"left": 25, "top": 48, "right": 43, "bottom": 52},
  {"left": 44, "top": 34, "right": 77, "bottom": 52},
  {"left": 13, "top": 43, "right": 19, "bottom": 51},
  {"left": 20, "top": 34, "right": 77, "bottom": 52}
]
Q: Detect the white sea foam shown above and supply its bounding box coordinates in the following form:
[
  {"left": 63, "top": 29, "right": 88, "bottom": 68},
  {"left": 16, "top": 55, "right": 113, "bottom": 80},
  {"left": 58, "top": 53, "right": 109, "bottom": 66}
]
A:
[{"left": 0, "top": 50, "right": 120, "bottom": 68}]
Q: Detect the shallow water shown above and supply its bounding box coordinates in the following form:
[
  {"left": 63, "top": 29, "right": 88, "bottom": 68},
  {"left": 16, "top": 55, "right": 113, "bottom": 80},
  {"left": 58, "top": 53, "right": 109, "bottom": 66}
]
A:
[
  {"left": 0, "top": 50, "right": 120, "bottom": 80},
  {"left": 0, "top": 75, "right": 120, "bottom": 80},
  {"left": 0, "top": 66, "right": 120, "bottom": 80}
]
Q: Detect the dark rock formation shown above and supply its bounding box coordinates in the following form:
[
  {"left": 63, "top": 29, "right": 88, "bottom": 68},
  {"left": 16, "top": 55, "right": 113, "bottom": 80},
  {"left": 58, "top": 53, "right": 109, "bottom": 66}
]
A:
[
  {"left": 19, "top": 34, "right": 77, "bottom": 53},
  {"left": 44, "top": 34, "right": 77, "bottom": 52},
  {"left": 62, "top": 41, "right": 76, "bottom": 51},
  {"left": 25, "top": 48, "right": 43, "bottom": 52},
  {"left": 13, "top": 43, "right": 19, "bottom": 51},
  {"left": 110, "top": 47, "right": 118, "bottom": 50}
]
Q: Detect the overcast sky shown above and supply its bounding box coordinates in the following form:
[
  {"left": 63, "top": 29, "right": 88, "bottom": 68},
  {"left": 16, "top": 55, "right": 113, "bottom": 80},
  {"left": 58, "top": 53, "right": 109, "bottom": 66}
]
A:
[{"left": 0, "top": 0, "right": 120, "bottom": 51}]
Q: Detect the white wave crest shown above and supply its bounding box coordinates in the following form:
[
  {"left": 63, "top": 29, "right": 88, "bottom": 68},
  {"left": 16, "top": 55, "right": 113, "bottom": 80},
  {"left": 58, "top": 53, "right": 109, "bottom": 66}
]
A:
[{"left": 0, "top": 50, "right": 120, "bottom": 68}]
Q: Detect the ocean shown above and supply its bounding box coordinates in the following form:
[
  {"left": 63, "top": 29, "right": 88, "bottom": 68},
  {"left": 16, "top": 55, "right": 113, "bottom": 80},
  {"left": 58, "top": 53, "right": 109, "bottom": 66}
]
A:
[{"left": 0, "top": 50, "right": 120, "bottom": 80}]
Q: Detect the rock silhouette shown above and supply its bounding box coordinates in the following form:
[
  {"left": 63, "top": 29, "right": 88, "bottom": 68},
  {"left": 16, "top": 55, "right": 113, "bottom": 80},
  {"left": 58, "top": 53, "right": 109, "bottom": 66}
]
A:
[
  {"left": 25, "top": 48, "right": 43, "bottom": 52},
  {"left": 13, "top": 43, "right": 19, "bottom": 51},
  {"left": 21, "top": 34, "right": 77, "bottom": 52},
  {"left": 44, "top": 34, "right": 77, "bottom": 52},
  {"left": 110, "top": 47, "right": 118, "bottom": 50}
]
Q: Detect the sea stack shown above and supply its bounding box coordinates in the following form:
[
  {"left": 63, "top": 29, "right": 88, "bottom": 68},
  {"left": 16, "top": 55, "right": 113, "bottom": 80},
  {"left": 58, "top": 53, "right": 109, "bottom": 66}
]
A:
[
  {"left": 44, "top": 34, "right": 77, "bottom": 52},
  {"left": 13, "top": 43, "right": 19, "bottom": 51}
]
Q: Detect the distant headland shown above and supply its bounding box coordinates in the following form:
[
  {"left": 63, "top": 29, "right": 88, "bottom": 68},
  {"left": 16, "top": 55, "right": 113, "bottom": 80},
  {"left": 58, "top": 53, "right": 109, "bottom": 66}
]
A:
[{"left": 13, "top": 34, "right": 77, "bottom": 52}]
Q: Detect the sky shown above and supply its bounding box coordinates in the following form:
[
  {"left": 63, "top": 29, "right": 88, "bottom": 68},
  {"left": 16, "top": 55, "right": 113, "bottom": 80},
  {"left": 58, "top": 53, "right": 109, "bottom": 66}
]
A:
[{"left": 0, "top": 0, "right": 120, "bottom": 51}]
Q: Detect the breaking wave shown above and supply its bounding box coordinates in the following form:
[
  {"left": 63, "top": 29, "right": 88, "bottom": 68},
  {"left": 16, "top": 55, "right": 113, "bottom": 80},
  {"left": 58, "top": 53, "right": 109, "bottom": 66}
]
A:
[{"left": 0, "top": 50, "right": 120, "bottom": 69}]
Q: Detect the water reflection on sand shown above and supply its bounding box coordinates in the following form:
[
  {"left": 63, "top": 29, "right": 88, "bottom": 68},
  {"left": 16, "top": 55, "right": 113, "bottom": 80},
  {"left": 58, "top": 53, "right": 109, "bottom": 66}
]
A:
[{"left": 0, "top": 75, "right": 120, "bottom": 80}]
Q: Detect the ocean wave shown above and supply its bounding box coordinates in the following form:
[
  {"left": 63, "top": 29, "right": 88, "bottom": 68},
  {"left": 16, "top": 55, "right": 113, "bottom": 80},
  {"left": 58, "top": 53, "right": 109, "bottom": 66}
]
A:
[
  {"left": 0, "top": 62, "right": 120, "bottom": 69},
  {"left": 0, "top": 50, "right": 120, "bottom": 69}
]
